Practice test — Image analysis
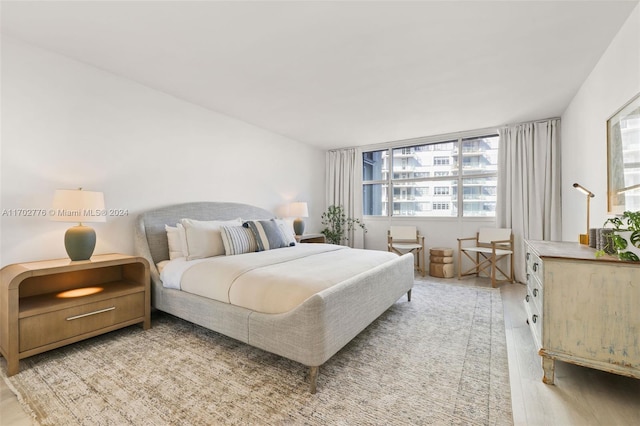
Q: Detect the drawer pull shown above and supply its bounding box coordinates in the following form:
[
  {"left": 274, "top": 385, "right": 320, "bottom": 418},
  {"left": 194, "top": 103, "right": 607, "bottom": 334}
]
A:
[
  {"left": 533, "top": 262, "right": 539, "bottom": 272},
  {"left": 526, "top": 252, "right": 530, "bottom": 260},
  {"left": 532, "top": 314, "right": 538, "bottom": 324},
  {"left": 527, "top": 273, "right": 530, "bottom": 281},
  {"left": 525, "top": 294, "right": 530, "bottom": 302},
  {"left": 66, "top": 307, "right": 115, "bottom": 321},
  {"left": 533, "top": 288, "right": 539, "bottom": 297}
]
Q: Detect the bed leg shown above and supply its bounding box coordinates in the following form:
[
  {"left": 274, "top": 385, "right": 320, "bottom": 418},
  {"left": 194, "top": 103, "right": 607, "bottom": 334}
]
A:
[
  {"left": 407, "top": 289, "right": 412, "bottom": 302},
  {"left": 309, "top": 366, "right": 319, "bottom": 394}
]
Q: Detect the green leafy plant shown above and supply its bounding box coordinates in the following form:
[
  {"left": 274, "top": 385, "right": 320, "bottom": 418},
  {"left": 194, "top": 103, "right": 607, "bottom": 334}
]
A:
[
  {"left": 595, "top": 210, "right": 640, "bottom": 261},
  {"left": 320, "top": 205, "right": 367, "bottom": 245}
]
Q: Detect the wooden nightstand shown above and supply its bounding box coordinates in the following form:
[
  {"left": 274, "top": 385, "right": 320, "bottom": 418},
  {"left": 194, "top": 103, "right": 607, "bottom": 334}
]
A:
[
  {"left": 0, "top": 253, "right": 150, "bottom": 376},
  {"left": 295, "top": 234, "right": 326, "bottom": 244}
]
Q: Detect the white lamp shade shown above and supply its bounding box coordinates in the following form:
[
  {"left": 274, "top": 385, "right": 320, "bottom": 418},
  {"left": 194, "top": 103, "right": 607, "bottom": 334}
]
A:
[
  {"left": 52, "top": 189, "right": 106, "bottom": 223},
  {"left": 289, "top": 202, "right": 309, "bottom": 218}
]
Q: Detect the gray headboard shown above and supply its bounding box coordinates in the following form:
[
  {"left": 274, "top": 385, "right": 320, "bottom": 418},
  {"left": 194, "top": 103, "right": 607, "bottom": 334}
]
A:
[{"left": 134, "top": 202, "right": 274, "bottom": 269}]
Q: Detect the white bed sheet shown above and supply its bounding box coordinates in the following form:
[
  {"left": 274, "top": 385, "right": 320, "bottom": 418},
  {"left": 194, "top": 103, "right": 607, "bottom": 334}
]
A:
[{"left": 159, "top": 244, "right": 400, "bottom": 314}]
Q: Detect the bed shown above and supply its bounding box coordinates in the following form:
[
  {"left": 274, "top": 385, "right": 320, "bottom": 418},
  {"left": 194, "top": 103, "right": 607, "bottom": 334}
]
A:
[{"left": 134, "top": 202, "right": 414, "bottom": 392}]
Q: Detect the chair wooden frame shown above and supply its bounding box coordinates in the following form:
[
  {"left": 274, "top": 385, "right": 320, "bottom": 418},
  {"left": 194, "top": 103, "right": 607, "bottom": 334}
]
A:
[
  {"left": 457, "top": 228, "right": 514, "bottom": 287},
  {"left": 387, "top": 226, "right": 426, "bottom": 276}
]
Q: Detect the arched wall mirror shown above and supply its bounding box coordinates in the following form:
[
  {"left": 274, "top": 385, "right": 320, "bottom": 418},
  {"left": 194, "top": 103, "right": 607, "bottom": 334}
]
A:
[{"left": 607, "top": 92, "right": 640, "bottom": 214}]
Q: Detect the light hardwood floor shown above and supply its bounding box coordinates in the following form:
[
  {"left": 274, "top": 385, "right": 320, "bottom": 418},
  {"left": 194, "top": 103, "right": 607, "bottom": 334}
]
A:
[{"left": 1, "top": 277, "right": 639, "bottom": 425}]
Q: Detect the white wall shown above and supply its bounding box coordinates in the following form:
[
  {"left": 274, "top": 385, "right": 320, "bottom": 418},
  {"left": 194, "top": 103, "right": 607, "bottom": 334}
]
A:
[
  {"left": 561, "top": 4, "right": 640, "bottom": 241},
  {"left": 0, "top": 38, "right": 325, "bottom": 266}
]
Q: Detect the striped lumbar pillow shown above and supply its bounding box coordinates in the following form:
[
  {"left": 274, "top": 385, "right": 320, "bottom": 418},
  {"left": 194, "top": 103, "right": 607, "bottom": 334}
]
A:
[
  {"left": 244, "top": 219, "right": 290, "bottom": 251},
  {"left": 220, "top": 225, "right": 258, "bottom": 256}
]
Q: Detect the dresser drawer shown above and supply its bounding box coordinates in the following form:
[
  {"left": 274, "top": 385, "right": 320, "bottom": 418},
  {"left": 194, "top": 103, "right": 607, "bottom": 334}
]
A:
[
  {"left": 524, "top": 289, "right": 543, "bottom": 347},
  {"left": 526, "top": 272, "right": 544, "bottom": 312},
  {"left": 526, "top": 250, "right": 544, "bottom": 283},
  {"left": 19, "top": 292, "right": 145, "bottom": 352}
]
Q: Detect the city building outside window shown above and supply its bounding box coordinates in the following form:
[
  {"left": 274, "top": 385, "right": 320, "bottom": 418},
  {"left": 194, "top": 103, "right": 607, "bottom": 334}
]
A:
[{"left": 362, "top": 134, "right": 499, "bottom": 217}]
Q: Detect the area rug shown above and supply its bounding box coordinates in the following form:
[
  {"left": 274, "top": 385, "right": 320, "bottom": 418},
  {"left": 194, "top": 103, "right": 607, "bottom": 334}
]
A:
[{"left": 2, "top": 281, "right": 513, "bottom": 425}]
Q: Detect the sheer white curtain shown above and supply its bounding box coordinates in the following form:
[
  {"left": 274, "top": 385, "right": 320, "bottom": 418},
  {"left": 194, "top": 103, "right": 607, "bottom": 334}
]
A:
[
  {"left": 326, "top": 148, "right": 364, "bottom": 248},
  {"left": 497, "top": 119, "right": 562, "bottom": 283}
]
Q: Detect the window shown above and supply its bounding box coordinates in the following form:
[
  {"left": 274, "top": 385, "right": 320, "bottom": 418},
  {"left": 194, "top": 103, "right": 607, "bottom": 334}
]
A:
[
  {"left": 433, "top": 203, "right": 450, "bottom": 210},
  {"left": 362, "top": 134, "right": 499, "bottom": 217},
  {"left": 434, "top": 187, "right": 450, "bottom": 195},
  {"left": 362, "top": 150, "right": 388, "bottom": 216},
  {"left": 415, "top": 187, "right": 429, "bottom": 196}
]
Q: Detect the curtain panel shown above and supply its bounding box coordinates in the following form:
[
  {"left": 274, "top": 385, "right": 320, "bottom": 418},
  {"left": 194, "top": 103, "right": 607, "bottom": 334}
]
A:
[
  {"left": 497, "top": 119, "right": 562, "bottom": 282},
  {"left": 326, "top": 148, "right": 364, "bottom": 248}
]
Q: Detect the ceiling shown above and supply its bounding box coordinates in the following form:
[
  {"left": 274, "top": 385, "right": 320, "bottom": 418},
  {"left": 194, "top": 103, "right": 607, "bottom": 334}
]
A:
[{"left": 1, "top": 1, "right": 638, "bottom": 150}]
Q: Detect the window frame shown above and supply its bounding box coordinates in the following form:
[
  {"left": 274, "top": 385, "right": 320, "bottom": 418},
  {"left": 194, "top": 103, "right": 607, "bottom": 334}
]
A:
[{"left": 361, "top": 129, "right": 499, "bottom": 218}]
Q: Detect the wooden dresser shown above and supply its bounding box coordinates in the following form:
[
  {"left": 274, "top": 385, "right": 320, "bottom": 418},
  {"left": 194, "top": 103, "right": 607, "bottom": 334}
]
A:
[
  {"left": 524, "top": 240, "right": 639, "bottom": 384},
  {"left": 0, "top": 254, "right": 150, "bottom": 376}
]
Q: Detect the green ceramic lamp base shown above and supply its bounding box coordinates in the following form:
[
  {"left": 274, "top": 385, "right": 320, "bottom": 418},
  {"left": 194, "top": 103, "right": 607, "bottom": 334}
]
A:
[
  {"left": 65, "top": 225, "right": 96, "bottom": 261},
  {"left": 293, "top": 218, "right": 305, "bottom": 236}
]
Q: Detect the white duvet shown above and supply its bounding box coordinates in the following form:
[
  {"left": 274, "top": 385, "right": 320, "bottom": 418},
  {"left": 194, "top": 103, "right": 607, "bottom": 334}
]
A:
[{"left": 159, "top": 244, "right": 399, "bottom": 314}]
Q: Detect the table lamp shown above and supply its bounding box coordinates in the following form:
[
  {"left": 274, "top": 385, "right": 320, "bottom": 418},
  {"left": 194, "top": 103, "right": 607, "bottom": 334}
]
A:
[
  {"left": 573, "top": 183, "right": 594, "bottom": 245},
  {"left": 289, "top": 202, "right": 309, "bottom": 236},
  {"left": 52, "top": 188, "right": 106, "bottom": 260}
]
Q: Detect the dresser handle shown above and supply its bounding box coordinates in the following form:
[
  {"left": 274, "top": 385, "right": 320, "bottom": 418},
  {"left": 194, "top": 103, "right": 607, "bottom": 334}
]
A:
[
  {"left": 527, "top": 273, "right": 530, "bottom": 281},
  {"left": 526, "top": 253, "right": 530, "bottom": 260},
  {"left": 533, "top": 288, "right": 539, "bottom": 297},
  {"left": 533, "top": 263, "right": 538, "bottom": 272},
  {"left": 525, "top": 294, "right": 530, "bottom": 302},
  {"left": 66, "top": 307, "right": 115, "bottom": 321},
  {"left": 532, "top": 314, "right": 538, "bottom": 323}
]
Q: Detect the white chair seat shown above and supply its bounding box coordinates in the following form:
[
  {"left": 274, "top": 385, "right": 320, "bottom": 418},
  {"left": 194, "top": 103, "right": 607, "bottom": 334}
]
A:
[
  {"left": 461, "top": 247, "right": 513, "bottom": 256},
  {"left": 391, "top": 243, "right": 423, "bottom": 250}
]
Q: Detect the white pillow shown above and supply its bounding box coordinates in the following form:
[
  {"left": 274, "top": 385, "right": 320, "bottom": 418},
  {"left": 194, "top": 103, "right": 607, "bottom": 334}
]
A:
[
  {"left": 156, "top": 260, "right": 170, "bottom": 274},
  {"left": 165, "top": 224, "right": 187, "bottom": 260},
  {"left": 177, "top": 223, "right": 188, "bottom": 256},
  {"left": 274, "top": 218, "right": 297, "bottom": 246},
  {"left": 181, "top": 218, "right": 242, "bottom": 260}
]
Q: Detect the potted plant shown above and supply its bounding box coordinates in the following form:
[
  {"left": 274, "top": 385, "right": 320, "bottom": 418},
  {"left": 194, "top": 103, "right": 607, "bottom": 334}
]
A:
[
  {"left": 320, "top": 205, "right": 367, "bottom": 245},
  {"left": 596, "top": 210, "right": 640, "bottom": 261}
]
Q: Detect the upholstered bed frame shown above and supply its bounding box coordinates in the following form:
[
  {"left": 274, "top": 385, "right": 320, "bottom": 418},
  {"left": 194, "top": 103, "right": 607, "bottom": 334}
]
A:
[{"left": 134, "top": 202, "right": 414, "bottom": 392}]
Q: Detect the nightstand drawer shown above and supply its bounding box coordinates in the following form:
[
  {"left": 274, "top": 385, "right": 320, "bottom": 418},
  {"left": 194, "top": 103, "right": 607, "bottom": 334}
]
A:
[
  {"left": 19, "top": 292, "right": 145, "bottom": 352},
  {"left": 295, "top": 234, "right": 326, "bottom": 244}
]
